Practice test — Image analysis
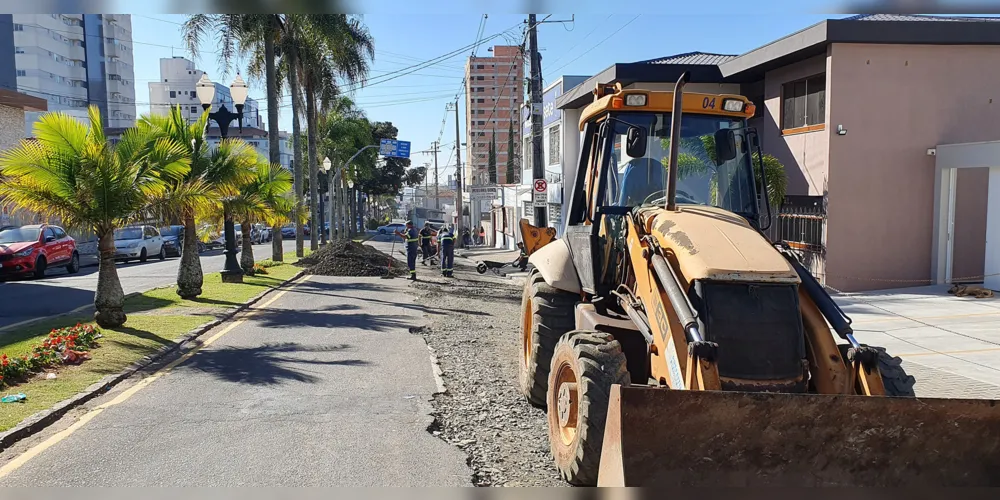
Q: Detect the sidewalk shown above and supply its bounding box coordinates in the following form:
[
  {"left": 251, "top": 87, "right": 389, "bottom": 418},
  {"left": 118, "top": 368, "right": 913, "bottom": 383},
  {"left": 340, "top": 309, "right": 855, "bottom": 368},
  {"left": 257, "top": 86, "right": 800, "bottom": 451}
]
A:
[{"left": 0, "top": 275, "right": 470, "bottom": 486}]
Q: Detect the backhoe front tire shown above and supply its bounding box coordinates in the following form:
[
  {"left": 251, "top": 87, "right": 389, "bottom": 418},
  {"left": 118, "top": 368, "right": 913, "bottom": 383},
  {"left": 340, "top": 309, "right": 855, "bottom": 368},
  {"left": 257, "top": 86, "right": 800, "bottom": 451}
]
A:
[
  {"left": 875, "top": 347, "right": 916, "bottom": 397},
  {"left": 839, "top": 344, "right": 916, "bottom": 397},
  {"left": 518, "top": 270, "right": 576, "bottom": 407},
  {"left": 547, "top": 330, "right": 630, "bottom": 486}
]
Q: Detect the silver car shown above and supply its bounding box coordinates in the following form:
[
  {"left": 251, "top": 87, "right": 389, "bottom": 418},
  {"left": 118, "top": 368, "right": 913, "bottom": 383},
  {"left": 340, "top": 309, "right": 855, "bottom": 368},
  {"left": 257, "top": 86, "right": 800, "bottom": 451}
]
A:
[{"left": 114, "top": 225, "right": 165, "bottom": 263}]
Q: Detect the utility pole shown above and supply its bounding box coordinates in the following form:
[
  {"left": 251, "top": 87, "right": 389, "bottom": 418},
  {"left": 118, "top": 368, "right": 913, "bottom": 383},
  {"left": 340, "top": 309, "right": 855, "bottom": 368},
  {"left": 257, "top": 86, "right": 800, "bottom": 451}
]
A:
[
  {"left": 450, "top": 99, "right": 464, "bottom": 239},
  {"left": 527, "top": 14, "right": 546, "bottom": 228},
  {"left": 432, "top": 141, "right": 440, "bottom": 210}
]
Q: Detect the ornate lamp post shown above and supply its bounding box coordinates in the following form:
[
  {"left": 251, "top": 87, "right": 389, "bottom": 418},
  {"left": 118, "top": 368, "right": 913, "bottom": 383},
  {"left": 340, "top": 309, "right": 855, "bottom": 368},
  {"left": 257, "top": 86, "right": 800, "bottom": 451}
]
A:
[{"left": 197, "top": 74, "right": 249, "bottom": 283}]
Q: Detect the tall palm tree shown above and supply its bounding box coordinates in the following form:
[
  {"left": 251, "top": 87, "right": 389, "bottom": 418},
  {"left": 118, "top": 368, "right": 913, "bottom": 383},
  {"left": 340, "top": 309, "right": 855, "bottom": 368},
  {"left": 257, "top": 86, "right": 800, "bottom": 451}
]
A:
[
  {"left": 0, "top": 107, "right": 189, "bottom": 327},
  {"left": 298, "top": 15, "right": 374, "bottom": 248}
]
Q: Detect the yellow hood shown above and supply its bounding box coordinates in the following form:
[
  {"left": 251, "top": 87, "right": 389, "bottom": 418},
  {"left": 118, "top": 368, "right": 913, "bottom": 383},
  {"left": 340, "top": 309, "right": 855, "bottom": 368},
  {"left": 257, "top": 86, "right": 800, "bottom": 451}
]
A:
[{"left": 644, "top": 206, "right": 799, "bottom": 283}]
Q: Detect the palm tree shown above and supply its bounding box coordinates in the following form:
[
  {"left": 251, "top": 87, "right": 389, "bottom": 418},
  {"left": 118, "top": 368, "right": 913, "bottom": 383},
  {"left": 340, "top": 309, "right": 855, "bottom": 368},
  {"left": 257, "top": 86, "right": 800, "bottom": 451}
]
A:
[
  {"left": 231, "top": 156, "right": 293, "bottom": 274},
  {"left": 184, "top": 14, "right": 286, "bottom": 259},
  {"left": 0, "top": 107, "right": 189, "bottom": 327},
  {"left": 140, "top": 107, "right": 213, "bottom": 299},
  {"left": 299, "top": 15, "right": 374, "bottom": 247}
]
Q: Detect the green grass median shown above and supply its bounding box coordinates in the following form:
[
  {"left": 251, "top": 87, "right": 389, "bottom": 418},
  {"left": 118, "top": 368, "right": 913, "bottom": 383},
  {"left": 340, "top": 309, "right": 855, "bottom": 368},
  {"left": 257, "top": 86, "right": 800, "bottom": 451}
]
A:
[{"left": 0, "top": 259, "right": 303, "bottom": 433}]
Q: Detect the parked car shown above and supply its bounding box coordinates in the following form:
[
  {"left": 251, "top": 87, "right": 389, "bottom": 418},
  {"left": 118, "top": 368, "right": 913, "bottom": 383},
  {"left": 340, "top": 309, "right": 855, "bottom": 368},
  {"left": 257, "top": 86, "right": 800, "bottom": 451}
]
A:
[
  {"left": 159, "top": 225, "right": 185, "bottom": 257},
  {"left": 377, "top": 222, "right": 406, "bottom": 235},
  {"left": 280, "top": 224, "right": 296, "bottom": 239},
  {"left": 0, "top": 224, "right": 79, "bottom": 279},
  {"left": 250, "top": 224, "right": 272, "bottom": 244},
  {"left": 114, "top": 225, "right": 165, "bottom": 263}
]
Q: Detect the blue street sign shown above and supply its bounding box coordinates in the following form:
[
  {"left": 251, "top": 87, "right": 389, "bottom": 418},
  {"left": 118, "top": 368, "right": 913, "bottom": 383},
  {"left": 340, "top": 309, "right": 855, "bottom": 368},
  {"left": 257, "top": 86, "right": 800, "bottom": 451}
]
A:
[{"left": 379, "top": 139, "right": 411, "bottom": 159}]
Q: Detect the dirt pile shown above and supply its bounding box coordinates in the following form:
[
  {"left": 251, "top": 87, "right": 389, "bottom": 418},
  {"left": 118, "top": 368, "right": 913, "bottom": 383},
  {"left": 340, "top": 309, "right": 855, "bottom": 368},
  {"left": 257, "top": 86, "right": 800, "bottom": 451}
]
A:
[{"left": 296, "top": 240, "right": 408, "bottom": 277}]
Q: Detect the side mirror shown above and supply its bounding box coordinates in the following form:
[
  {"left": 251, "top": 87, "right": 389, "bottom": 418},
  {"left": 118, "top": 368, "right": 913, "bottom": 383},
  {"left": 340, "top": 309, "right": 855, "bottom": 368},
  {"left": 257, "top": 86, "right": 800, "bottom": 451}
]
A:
[
  {"left": 45, "top": 236, "right": 55, "bottom": 243},
  {"left": 625, "top": 125, "right": 647, "bottom": 159},
  {"left": 714, "top": 129, "right": 737, "bottom": 166}
]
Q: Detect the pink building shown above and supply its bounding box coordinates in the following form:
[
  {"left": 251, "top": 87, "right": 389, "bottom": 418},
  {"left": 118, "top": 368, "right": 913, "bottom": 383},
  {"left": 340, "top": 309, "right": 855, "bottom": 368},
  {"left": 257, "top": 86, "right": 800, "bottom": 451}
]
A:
[{"left": 556, "top": 14, "right": 1000, "bottom": 292}]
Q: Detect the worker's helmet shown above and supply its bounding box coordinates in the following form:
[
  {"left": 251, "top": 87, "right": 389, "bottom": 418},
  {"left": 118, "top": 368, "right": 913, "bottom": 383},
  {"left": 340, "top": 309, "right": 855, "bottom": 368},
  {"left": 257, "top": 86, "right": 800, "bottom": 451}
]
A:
[{"left": 405, "top": 220, "right": 413, "bottom": 226}]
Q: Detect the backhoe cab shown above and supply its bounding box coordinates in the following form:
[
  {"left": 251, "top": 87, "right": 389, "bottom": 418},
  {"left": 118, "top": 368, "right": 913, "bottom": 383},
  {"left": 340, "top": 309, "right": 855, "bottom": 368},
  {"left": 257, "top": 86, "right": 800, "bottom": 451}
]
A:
[{"left": 516, "top": 73, "right": 1000, "bottom": 487}]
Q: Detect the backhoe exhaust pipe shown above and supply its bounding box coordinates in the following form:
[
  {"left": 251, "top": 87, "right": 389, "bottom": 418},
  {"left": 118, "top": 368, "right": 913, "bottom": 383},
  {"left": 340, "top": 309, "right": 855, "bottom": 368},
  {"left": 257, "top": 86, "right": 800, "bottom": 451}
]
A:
[{"left": 665, "top": 71, "right": 690, "bottom": 212}]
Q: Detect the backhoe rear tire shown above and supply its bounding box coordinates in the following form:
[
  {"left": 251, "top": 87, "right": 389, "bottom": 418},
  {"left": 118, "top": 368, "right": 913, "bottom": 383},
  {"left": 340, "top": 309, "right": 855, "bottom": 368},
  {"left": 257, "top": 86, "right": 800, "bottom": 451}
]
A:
[
  {"left": 518, "top": 270, "right": 577, "bottom": 407},
  {"left": 547, "top": 330, "right": 630, "bottom": 486}
]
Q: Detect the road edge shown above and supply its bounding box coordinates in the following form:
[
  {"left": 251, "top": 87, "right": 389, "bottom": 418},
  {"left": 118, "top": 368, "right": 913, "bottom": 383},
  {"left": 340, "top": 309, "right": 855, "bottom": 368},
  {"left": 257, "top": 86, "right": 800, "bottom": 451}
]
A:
[{"left": 0, "top": 270, "right": 306, "bottom": 453}]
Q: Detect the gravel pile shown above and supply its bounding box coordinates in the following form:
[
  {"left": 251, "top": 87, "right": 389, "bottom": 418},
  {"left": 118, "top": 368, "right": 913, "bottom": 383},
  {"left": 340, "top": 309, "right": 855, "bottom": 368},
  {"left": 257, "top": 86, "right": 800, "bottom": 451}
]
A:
[
  {"left": 410, "top": 268, "right": 565, "bottom": 487},
  {"left": 297, "top": 240, "right": 408, "bottom": 277}
]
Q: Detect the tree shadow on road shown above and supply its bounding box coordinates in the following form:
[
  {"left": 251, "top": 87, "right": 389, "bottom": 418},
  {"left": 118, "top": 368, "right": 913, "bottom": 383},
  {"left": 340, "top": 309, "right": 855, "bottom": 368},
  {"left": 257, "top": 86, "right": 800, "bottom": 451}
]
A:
[
  {"left": 178, "top": 342, "right": 367, "bottom": 385},
  {"left": 255, "top": 305, "right": 417, "bottom": 331}
]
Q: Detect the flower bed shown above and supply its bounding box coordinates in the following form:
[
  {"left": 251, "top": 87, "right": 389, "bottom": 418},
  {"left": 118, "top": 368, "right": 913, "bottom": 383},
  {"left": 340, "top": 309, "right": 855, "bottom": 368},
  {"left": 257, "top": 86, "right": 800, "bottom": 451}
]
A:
[{"left": 1, "top": 324, "right": 102, "bottom": 387}]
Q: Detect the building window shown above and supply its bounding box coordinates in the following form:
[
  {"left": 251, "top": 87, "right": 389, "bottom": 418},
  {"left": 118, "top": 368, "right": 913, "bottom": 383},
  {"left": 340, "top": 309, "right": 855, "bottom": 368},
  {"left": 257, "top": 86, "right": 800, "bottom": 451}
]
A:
[
  {"left": 16, "top": 70, "right": 25, "bottom": 77},
  {"left": 477, "top": 98, "right": 484, "bottom": 103},
  {"left": 14, "top": 47, "right": 24, "bottom": 54},
  {"left": 191, "top": 106, "right": 198, "bottom": 113},
  {"left": 477, "top": 109, "right": 485, "bottom": 114},
  {"left": 781, "top": 74, "right": 825, "bottom": 132},
  {"left": 548, "top": 125, "right": 560, "bottom": 165},
  {"left": 478, "top": 87, "right": 485, "bottom": 92},
  {"left": 476, "top": 64, "right": 484, "bottom": 69},
  {"left": 478, "top": 121, "right": 486, "bottom": 126},
  {"left": 476, "top": 75, "right": 485, "bottom": 81},
  {"left": 169, "top": 90, "right": 176, "bottom": 98},
  {"left": 13, "top": 24, "right": 23, "bottom": 31}
]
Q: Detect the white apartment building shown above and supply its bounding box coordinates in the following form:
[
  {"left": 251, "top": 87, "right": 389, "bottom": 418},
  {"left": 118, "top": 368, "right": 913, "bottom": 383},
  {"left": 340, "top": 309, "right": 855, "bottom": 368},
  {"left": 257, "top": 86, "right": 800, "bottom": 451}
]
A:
[
  {"left": 148, "top": 57, "right": 263, "bottom": 130},
  {"left": 146, "top": 57, "right": 296, "bottom": 170},
  {"left": 12, "top": 14, "right": 136, "bottom": 134}
]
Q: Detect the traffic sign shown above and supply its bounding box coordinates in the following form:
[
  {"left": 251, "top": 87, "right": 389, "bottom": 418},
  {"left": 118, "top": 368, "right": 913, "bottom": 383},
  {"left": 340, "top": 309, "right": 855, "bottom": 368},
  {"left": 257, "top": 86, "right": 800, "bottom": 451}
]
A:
[
  {"left": 379, "top": 139, "right": 411, "bottom": 159},
  {"left": 533, "top": 178, "right": 548, "bottom": 194}
]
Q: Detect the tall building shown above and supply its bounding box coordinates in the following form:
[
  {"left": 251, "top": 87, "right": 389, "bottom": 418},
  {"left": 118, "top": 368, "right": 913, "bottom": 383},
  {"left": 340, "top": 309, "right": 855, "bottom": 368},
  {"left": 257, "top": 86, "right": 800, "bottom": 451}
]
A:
[
  {"left": 148, "top": 56, "right": 263, "bottom": 130},
  {"left": 464, "top": 45, "right": 524, "bottom": 188},
  {"left": 12, "top": 14, "right": 136, "bottom": 134},
  {"left": 146, "top": 56, "right": 290, "bottom": 170}
]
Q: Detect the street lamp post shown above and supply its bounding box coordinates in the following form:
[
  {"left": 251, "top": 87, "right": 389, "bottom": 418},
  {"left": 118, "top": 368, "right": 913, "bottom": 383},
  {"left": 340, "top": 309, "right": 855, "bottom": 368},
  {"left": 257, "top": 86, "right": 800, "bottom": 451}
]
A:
[
  {"left": 197, "top": 74, "right": 249, "bottom": 284},
  {"left": 346, "top": 178, "right": 355, "bottom": 237},
  {"left": 321, "top": 157, "right": 332, "bottom": 245}
]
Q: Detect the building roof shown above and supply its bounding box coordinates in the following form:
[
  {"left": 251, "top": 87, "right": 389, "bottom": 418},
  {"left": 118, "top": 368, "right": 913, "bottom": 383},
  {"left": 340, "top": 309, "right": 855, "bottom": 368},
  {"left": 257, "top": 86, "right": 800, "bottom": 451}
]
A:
[
  {"left": 557, "top": 14, "right": 1000, "bottom": 110},
  {"left": 844, "top": 14, "right": 1000, "bottom": 22},
  {"left": 0, "top": 88, "right": 47, "bottom": 112},
  {"left": 635, "top": 51, "right": 738, "bottom": 66}
]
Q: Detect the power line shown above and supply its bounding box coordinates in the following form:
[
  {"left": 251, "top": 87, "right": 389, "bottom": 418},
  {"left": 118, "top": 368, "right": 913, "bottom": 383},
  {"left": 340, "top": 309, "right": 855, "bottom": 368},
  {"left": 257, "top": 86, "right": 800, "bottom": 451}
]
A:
[{"left": 543, "top": 14, "right": 640, "bottom": 79}]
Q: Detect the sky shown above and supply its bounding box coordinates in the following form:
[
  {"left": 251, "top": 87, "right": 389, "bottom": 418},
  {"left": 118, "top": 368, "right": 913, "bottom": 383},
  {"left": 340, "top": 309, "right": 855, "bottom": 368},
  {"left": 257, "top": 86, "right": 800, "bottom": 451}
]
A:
[{"left": 127, "top": 6, "right": 858, "bottom": 182}]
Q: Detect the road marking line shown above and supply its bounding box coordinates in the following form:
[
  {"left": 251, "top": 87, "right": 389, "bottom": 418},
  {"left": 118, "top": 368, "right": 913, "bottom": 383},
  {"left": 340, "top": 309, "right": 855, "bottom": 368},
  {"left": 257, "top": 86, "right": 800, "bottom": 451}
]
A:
[{"left": 0, "top": 274, "right": 311, "bottom": 480}]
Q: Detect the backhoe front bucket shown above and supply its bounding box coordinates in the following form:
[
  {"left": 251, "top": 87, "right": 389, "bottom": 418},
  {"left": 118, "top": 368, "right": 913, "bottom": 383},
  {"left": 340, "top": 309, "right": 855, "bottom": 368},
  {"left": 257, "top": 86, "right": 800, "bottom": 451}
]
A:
[{"left": 598, "top": 386, "right": 1000, "bottom": 486}]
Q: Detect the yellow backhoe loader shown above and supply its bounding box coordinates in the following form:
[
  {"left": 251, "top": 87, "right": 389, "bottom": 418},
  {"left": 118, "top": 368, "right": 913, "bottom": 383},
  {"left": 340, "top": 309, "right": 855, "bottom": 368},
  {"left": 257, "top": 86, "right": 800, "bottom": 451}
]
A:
[{"left": 516, "top": 73, "right": 1000, "bottom": 486}]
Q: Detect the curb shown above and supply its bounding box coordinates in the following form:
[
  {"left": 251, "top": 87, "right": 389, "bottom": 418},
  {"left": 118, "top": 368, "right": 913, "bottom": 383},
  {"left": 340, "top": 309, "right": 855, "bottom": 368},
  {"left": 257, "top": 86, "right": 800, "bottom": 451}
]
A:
[{"left": 0, "top": 270, "right": 306, "bottom": 453}]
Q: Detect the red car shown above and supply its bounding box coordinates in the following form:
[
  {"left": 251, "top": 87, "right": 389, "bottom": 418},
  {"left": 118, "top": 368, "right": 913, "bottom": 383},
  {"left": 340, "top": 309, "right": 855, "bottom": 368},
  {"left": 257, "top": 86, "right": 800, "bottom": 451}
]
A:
[{"left": 0, "top": 224, "right": 80, "bottom": 279}]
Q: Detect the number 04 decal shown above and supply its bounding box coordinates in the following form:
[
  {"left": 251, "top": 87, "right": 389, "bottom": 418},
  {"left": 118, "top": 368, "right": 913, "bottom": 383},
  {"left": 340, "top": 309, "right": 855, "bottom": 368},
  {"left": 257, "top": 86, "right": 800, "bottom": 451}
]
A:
[{"left": 702, "top": 97, "right": 717, "bottom": 109}]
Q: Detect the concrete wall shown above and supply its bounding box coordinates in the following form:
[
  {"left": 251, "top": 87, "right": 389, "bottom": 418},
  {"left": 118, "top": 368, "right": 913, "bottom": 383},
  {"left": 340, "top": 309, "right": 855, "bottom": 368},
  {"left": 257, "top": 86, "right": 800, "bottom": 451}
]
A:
[
  {"left": 826, "top": 43, "right": 1000, "bottom": 292},
  {"left": 759, "top": 54, "right": 831, "bottom": 196}
]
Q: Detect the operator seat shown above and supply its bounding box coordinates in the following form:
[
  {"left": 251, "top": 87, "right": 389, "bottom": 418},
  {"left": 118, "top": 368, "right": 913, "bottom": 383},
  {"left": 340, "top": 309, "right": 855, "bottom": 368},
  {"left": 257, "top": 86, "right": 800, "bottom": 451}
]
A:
[{"left": 617, "top": 157, "right": 666, "bottom": 207}]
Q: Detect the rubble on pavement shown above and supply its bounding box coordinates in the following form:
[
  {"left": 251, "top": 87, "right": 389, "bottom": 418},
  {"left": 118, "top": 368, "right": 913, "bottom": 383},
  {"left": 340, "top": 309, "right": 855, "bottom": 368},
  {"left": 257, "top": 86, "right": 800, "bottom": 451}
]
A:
[{"left": 296, "top": 241, "right": 408, "bottom": 277}]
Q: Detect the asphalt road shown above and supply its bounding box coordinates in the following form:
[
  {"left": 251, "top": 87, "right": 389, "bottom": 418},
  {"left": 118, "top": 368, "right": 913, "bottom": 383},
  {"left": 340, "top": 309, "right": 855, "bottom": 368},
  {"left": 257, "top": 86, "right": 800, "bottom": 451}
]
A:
[
  {"left": 0, "top": 240, "right": 297, "bottom": 329},
  {"left": 0, "top": 275, "right": 470, "bottom": 486}
]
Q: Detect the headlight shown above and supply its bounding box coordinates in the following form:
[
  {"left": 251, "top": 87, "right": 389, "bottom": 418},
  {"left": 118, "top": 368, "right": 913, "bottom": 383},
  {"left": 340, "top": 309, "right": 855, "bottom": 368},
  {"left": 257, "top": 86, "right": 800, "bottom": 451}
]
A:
[
  {"left": 13, "top": 247, "right": 34, "bottom": 257},
  {"left": 722, "top": 99, "right": 746, "bottom": 112},
  {"left": 624, "top": 94, "right": 647, "bottom": 107},
  {"left": 128, "top": 241, "right": 140, "bottom": 248}
]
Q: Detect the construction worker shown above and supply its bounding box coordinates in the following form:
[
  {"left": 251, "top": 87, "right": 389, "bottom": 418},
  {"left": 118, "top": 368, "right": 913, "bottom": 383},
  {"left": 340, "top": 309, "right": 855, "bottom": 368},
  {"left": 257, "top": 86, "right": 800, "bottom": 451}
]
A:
[
  {"left": 419, "top": 222, "right": 438, "bottom": 266},
  {"left": 439, "top": 225, "right": 456, "bottom": 278},
  {"left": 514, "top": 242, "right": 529, "bottom": 272},
  {"left": 394, "top": 221, "right": 419, "bottom": 281}
]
